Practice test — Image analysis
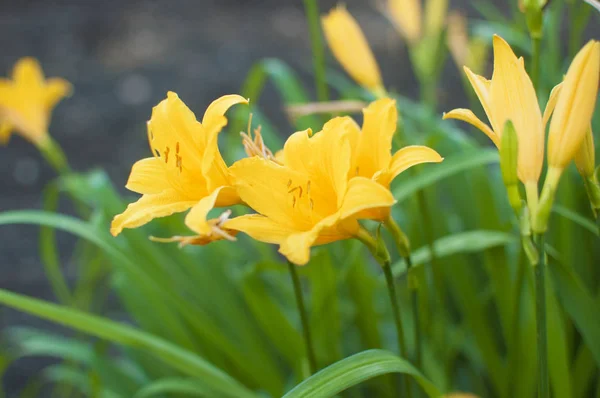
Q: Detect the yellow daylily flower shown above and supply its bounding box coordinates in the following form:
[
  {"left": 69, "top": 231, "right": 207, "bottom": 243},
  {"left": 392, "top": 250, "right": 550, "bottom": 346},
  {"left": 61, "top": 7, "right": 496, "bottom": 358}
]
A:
[
  {"left": 446, "top": 11, "right": 489, "bottom": 76},
  {"left": 444, "top": 35, "right": 556, "bottom": 185},
  {"left": 547, "top": 40, "right": 600, "bottom": 172},
  {"left": 0, "top": 57, "right": 71, "bottom": 146},
  {"left": 322, "top": 5, "right": 384, "bottom": 95},
  {"left": 110, "top": 92, "right": 247, "bottom": 237},
  {"left": 225, "top": 120, "right": 396, "bottom": 265}
]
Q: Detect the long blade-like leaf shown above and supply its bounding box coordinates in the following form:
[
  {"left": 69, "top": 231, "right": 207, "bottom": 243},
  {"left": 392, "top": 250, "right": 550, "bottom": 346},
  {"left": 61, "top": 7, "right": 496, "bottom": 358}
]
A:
[{"left": 282, "top": 349, "right": 442, "bottom": 398}]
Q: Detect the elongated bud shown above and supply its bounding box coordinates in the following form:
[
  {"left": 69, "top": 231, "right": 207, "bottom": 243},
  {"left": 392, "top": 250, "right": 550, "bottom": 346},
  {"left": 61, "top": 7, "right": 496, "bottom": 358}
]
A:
[
  {"left": 548, "top": 40, "right": 600, "bottom": 171},
  {"left": 519, "top": 0, "right": 548, "bottom": 38},
  {"left": 322, "top": 5, "right": 384, "bottom": 95},
  {"left": 574, "top": 126, "right": 595, "bottom": 178},
  {"left": 424, "top": 0, "right": 448, "bottom": 38},
  {"left": 500, "top": 121, "right": 522, "bottom": 214},
  {"left": 387, "top": 0, "right": 422, "bottom": 46}
]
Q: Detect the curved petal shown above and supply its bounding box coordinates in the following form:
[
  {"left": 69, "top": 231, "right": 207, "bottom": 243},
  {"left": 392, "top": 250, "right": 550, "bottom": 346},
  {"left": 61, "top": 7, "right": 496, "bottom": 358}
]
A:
[
  {"left": 184, "top": 187, "right": 227, "bottom": 236},
  {"left": 224, "top": 214, "right": 295, "bottom": 245},
  {"left": 443, "top": 108, "right": 499, "bottom": 147},
  {"left": 340, "top": 176, "right": 396, "bottom": 220},
  {"left": 44, "top": 77, "right": 72, "bottom": 110},
  {"left": 125, "top": 157, "right": 170, "bottom": 194},
  {"left": 463, "top": 66, "right": 494, "bottom": 129},
  {"left": 377, "top": 145, "right": 444, "bottom": 186},
  {"left": 279, "top": 212, "right": 345, "bottom": 265},
  {"left": 543, "top": 82, "right": 563, "bottom": 130},
  {"left": 110, "top": 190, "right": 197, "bottom": 236},
  {"left": 282, "top": 128, "right": 313, "bottom": 174},
  {"left": 355, "top": 98, "right": 397, "bottom": 178},
  {"left": 200, "top": 94, "right": 248, "bottom": 146}
]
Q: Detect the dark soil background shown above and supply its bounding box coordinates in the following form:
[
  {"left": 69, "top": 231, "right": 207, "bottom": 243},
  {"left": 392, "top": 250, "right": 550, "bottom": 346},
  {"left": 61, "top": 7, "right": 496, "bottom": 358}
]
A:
[{"left": 0, "top": 0, "right": 595, "bottom": 395}]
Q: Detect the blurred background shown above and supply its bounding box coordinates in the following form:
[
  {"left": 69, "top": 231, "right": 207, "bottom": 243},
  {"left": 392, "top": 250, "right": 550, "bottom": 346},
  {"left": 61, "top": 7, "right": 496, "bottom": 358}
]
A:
[{"left": 0, "top": 0, "right": 596, "bottom": 395}]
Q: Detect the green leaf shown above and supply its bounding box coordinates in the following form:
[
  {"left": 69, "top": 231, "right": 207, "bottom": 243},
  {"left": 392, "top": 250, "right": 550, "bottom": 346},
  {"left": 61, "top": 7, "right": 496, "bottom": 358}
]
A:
[
  {"left": 133, "top": 378, "right": 215, "bottom": 398},
  {"left": 548, "top": 257, "right": 600, "bottom": 368},
  {"left": 0, "top": 288, "right": 258, "bottom": 398},
  {"left": 392, "top": 230, "right": 515, "bottom": 276},
  {"left": 282, "top": 349, "right": 442, "bottom": 398},
  {"left": 552, "top": 205, "right": 598, "bottom": 236},
  {"left": 392, "top": 149, "right": 499, "bottom": 203}
]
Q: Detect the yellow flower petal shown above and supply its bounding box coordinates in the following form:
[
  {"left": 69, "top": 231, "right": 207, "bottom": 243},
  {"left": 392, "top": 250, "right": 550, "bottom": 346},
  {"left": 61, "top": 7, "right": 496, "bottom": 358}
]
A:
[
  {"left": 230, "top": 157, "right": 308, "bottom": 228},
  {"left": 489, "top": 35, "right": 543, "bottom": 183},
  {"left": 542, "top": 82, "right": 563, "bottom": 130},
  {"left": 447, "top": 12, "right": 469, "bottom": 70},
  {"left": 0, "top": 119, "right": 13, "bottom": 144},
  {"left": 44, "top": 78, "right": 72, "bottom": 110},
  {"left": 184, "top": 187, "right": 227, "bottom": 236},
  {"left": 322, "top": 5, "right": 383, "bottom": 92},
  {"left": 463, "top": 66, "right": 494, "bottom": 130},
  {"left": 339, "top": 177, "right": 396, "bottom": 219},
  {"left": 443, "top": 108, "right": 499, "bottom": 147},
  {"left": 355, "top": 98, "right": 397, "bottom": 178},
  {"left": 110, "top": 190, "right": 198, "bottom": 236},
  {"left": 12, "top": 57, "right": 45, "bottom": 86},
  {"left": 548, "top": 40, "right": 600, "bottom": 169},
  {"left": 377, "top": 145, "right": 444, "bottom": 187},
  {"left": 387, "top": 0, "right": 422, "bottom": 45},
  {"left": 574, "top": 126, "right": 595, "bottom": 178},
  {"left": 125, "top": 157, "right": 171, "bottom": 195},
  {"left": 224, "top": 214, "right": 296, "bottom": 245},
  {"left": 201, "top": 94, "right": 248, "bottom": 146},
  {"left": 282, "top": 128, "right": 314, "bottom": 174}
]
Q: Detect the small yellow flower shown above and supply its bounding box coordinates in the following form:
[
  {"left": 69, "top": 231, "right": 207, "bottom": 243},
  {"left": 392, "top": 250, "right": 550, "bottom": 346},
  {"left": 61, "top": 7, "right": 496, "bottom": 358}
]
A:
[
  {"left": 225, "top": 120, "right": 396, "bottom": 265},
  {"left": 574, "top": 127, "right": 595, "bottom": 178},
  {"left": 444, "top": 35, "right": 556, "bottom": 185},
  {"left": 321, "top": 5, "right": 384, "bottom": 95},
  {"left": 547, "top": 40, "right": 600, "bottom": 172},
  {"left": 0, "top": 57, "right": 71, "bottom": 146},
  {"left": 111, "top": 92, "right": 247, "bottom": 237},
  {"left": 386, "top": 0, "right": 448, "bottom": 46},
  {"left": 446, "top": 11, "right": 489, "bottom": 76}
]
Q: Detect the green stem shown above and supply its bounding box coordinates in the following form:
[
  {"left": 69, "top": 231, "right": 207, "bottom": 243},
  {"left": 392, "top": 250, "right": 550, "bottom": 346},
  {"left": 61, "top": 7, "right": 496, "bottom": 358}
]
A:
[
  {"left": 534, "top": 234, "right": 549, "bottom": 398},
  {"left": 382, "top": 260, "right": 413, "bottom": 398},
  {"left": 531, "top": 36, "right": 542, "bottom": 92},
  {"left": 303, "top": 0, "right": 329, "bottom": 103},
  {"left": 405, "top": 255, "right": 422, "bottom": 370},
  {"left": 287, "top": 261, "right": 317, "bottom": 375},
  {"left": 508, "top": 249, "right": 527, "bottom": 397},
  {"left": 37, "top": 136, "right": 71, "bottom": 175}
]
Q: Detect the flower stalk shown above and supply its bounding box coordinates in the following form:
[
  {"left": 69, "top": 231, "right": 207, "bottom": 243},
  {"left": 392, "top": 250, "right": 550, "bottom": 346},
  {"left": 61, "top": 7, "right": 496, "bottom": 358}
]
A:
[
  {"left": 287, "top": 260, "right": 317, "bottom": 376},
  {"left": 533, "top": 233, "right": 548, "bottom": 398},
  {"left": 38, "top": 136, "right": 71, "bottom": 175},
  {"left": 303, "top": 0, "right": 329, "bottom": 103}
]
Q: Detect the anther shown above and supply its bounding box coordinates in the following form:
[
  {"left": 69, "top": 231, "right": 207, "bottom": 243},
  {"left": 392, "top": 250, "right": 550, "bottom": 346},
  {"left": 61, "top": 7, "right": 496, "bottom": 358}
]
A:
[
  {"left": 306, "top": 180, "right": 311, "bottom": 194},
  {"left": 164, "top": 147, "right": 170, "bottom": 163},
  {"left": 309, "top": 199, "right": 314, "bottom": 210},
  {"left": 292, "top": 196, "right": 297, "bottom": 208},
  {"left": 287, "top": 179, "right": 292, "bottom": 188}
]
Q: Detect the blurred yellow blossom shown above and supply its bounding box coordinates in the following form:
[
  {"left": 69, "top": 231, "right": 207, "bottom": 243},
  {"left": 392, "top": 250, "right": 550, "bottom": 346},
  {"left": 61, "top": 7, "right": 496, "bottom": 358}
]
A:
[
  {"left": 0, "top": 57, "right": 71, "bottom": 146},
  {"left": 226, "top": 120, "right": 395, "bottom": 265},
  {"left": 386, "top": 0, "right": 448, "bottom": 46},
  {"left": 446, "top": 11, "right": 489, "bottom": 75},
  {"left": 321, "top": 5, "right": 384, "bottom": 95},
  {"left": 111, "top": 92, "right": 247, "bottom": 237}
]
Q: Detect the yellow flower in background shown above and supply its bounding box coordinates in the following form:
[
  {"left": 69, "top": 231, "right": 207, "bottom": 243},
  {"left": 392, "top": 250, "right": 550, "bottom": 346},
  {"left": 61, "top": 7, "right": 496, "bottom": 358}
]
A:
[
  {"left": 110, "top": 92, "right": 247, "bottom": 237},
  {"left": 444, "top": 35, "right": 555, "bottom": 185},
  {"left": 0, "top": 57, "right": 71, "bottom": 146},
  {"left": 322, "top": 5, "right": 384, "bottom": 95},
  {"left": 547, "top": 40, "right": 600, "bottom": 172},
  {"left": 446, "top": 11, "right": 489, "bottom": 76},
  {"left": 574, "top": 127, "right": 595, "bottom": 178},
  {"left": 386, "top": 0, "right": 448, "bottom": 46},
  {"left": 226, "top": 120, "right": 395, "bottom": 265}
]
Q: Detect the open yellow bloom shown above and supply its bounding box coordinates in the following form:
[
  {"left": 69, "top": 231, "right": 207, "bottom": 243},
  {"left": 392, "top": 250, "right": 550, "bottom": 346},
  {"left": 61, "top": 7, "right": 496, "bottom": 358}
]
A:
[
  {"left": 110, "top": 92, "right": 247, "bottom": 237},
  {"left": 322, "top": 5, "right": 384, "bottom": 94},
  {"left": 225, "top": 120, "right": 396, "bottom": 265},
  {"left": 444, "top": 35, "right": 556, "bottom": 185},
  {"left": 0, "top": 57, "right": 71, "bottom": 146},
  {"left": 547, "top": 40, "right": 600, "bottom": 171}
]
